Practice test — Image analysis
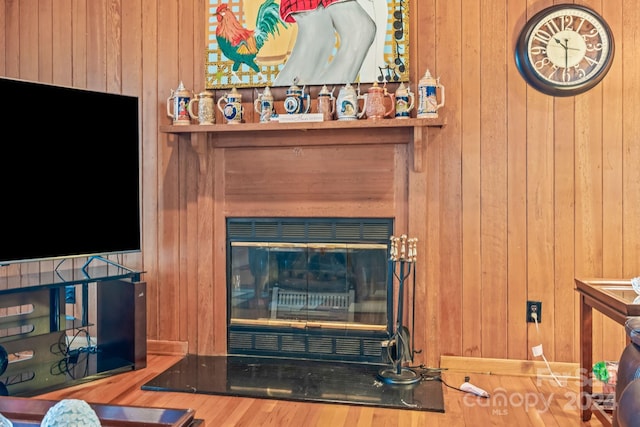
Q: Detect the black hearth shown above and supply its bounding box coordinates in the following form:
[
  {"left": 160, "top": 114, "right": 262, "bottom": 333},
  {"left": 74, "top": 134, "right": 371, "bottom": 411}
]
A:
[{"left": 226, "top": 218, "right": 394, "bottom": 363}]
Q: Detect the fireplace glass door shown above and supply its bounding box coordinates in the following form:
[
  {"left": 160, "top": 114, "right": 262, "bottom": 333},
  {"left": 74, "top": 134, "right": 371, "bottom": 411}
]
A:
[{"left": 230, "top": 242, "right": 388, "bottom": 329}]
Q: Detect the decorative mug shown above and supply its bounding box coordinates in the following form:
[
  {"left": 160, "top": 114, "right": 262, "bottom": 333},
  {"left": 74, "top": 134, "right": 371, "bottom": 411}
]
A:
[
  {"left": 417, "top": 69, "right": 445, "bottom": 119},
  {"left": 394, "top": 82, "right": 415, "bottom": 119},
  {"left": 188, "top": 90, "right": 215, "bottom": 125},
  {"left": 166, "top": 81, "right": 191, "bottom": 125},
  {"left": 217, "top": 87, "right": 243, "bottom": 124},
  {"left": 316, "top": 85, "right": 335, "bottom": 121},
  {"left": 363, "top": 81, "right": 394, "bottom": 120},
  {"left": 254, "top": 86, "right": 275, "bottom": 123},
  {"left": 283, "top": 82, "right": 310, "bottom": 114},
  {"left": 336, "top": 82, "right": 365, "bottom": 121}
]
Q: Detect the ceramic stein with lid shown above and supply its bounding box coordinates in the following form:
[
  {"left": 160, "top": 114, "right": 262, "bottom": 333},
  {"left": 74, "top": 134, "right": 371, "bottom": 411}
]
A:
[
  {"left": 217, "top": 87, "right": 244, "bottom": 124},
  {"left": 188, "top": 90, "right": 215, "bottom": 125},
  {"left": 283, "top": 81, "right": 310, "bottom": 114},
  {"left": 336, "top": 82, "right": 365, "bottom": 121},
  {"left": 166, "top": 81, "right": 192, "bottom": 125},
  {"left": 316, "top": 85, "right": 335, "bottom": 121},
  {"left": 417, "top": 69, "right": 445, "bottom": 119},
  {"left": 363, "top": 81, "right": 394, "bottom": 120},
  {"left": 394, "top": 82, "right": 415, "bottom": 119},
  {"left": 254, "top": 86, "right": 275, "bottom": 123}
]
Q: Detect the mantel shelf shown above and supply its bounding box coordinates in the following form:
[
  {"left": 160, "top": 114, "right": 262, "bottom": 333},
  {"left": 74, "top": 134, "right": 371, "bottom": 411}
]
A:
[{"left": 160, "top": 117, "right": 446, "bottom": 173}]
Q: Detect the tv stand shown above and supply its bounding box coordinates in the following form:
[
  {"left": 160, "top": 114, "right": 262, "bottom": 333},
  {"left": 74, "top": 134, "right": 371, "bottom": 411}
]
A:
[{"left": 0, "top": 263, "right": 146, "bottom": 397}]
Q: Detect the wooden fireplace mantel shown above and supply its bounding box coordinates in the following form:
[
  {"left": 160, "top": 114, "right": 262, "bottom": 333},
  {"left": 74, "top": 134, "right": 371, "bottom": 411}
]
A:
[{"left": 159, "top": 117, "right": 445, "bottom": 173}]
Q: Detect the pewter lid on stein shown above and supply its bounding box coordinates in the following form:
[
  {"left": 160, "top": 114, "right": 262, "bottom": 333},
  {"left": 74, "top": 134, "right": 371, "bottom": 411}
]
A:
[{"left": 319, "top": 85, "right": 332, "bottom": 96}]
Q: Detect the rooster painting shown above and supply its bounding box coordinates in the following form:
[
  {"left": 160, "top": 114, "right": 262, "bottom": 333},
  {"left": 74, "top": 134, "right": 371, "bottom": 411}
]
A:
[{"left": 214, "top": 0, "right": 287, "bottom": 83}]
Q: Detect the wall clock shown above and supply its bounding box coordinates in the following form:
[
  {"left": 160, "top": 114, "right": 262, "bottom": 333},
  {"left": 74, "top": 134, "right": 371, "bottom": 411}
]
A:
[{"left": 514, "top": 4, "right": 614, "bottom": 97}]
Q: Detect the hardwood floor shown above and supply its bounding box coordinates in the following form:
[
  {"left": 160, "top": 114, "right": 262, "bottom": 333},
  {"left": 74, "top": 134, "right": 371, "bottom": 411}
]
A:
[{"left": 32, "top": 354, "right": 607, "bottom": 426}]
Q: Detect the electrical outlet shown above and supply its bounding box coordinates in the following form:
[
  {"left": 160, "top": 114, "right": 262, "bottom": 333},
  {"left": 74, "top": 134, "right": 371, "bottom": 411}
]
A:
[{"left": 527, "top": 301, "right": 542, "bottom": 323}]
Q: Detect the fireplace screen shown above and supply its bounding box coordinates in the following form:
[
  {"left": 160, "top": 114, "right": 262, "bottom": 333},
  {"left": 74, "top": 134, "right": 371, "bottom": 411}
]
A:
[{"left": 230, "top": 242, "right": 389, "bottom": 328}]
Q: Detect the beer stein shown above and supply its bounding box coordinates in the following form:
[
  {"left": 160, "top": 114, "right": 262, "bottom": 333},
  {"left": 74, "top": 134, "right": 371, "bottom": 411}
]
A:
[
  {"left": 188, "top": 90, "right": 215, "bottom": 125},
  {"left": 217, "top": 87, "right": 244, "bottom": 124},
  {"left": 417, "top": 69, "right": 445, "bottom": 119},
  {"left": 362, "top": 81, "right": 394, "bottom": 120},
  {"left": 394, "top": 82, "right": 415, "bottom": 119},
  {"left": 316, "top": 85, "right": 335, "bottom": 121},
  {"left": 166, "top": 81, "right": 192, "bottom": 125},
  {"left": 254, "top": 86, "right": 275, "bottom": 123},
  {"left": 336, "top": 83, "right": 365, "bottom": 121},
  {"left": 283, "top": 82, "right": 310, "bottom": 114}
]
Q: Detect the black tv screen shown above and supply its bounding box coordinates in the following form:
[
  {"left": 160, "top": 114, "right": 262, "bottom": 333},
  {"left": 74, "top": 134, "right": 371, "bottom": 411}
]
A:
[{"left": 0, "top": 77, "right": 141, "bottom": 265}]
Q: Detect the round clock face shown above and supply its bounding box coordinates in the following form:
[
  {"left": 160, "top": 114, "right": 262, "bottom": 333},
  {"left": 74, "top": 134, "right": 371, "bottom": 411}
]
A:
[{"left": 515, "top": 5, "right": 615, "bottom": 96}]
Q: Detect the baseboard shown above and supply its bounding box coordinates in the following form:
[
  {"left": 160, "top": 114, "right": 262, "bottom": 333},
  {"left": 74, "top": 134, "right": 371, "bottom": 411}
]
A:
[
  {"left": 147, "top": 340, "right": 188, "bottom": 356},
  {"left": 440, "top": 355, "right": 580, "bottom": 380}
]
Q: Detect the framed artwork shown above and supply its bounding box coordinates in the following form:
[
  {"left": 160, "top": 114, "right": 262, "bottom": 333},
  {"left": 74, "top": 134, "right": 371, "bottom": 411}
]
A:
[{"left": 205, "top": 0, "right": 409, "bottom": 89}]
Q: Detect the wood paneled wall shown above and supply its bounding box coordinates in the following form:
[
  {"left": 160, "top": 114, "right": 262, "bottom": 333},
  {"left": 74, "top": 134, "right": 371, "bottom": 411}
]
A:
[{"left": 2, "top": 0, "right": 638, "bottom": 368}]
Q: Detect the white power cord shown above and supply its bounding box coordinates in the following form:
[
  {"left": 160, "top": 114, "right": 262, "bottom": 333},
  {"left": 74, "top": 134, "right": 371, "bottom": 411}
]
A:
[{"left": 531, "top": 312, "right": 563, "bottom": 386}]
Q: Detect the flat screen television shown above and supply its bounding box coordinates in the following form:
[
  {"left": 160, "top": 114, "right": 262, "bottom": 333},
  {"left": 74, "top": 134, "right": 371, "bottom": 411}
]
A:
[{"left": 0, "top": 77, "right": 141, "bottom": 265}]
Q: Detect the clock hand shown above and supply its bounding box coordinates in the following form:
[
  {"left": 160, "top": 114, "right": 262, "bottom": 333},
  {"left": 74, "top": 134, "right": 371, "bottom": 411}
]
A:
[
  {"left": 554, "top": 37, "right": 567, "bottom": 50},
  {"left": 553, "top": 37, "right": 569, "bottom": 70}
]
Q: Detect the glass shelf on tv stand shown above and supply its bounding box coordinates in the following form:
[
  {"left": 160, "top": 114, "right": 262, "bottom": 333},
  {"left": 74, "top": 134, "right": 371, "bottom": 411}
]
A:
[
  {"left": 0, "top": 257, "right": 143, "bottom": 293},
  {"left": 0, "top": 257, "right": 145, "bottom": 397}
]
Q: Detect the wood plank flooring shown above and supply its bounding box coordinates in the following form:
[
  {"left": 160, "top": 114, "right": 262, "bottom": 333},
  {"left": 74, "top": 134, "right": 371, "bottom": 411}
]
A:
[{"left": 32, "top": 354, "right": 607, "bottom": 426}]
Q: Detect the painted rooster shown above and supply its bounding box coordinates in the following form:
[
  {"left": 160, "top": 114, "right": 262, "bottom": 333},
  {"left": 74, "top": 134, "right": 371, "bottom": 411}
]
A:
[{"left": 214, "top": 0, "right": 286, "bottom": 82}]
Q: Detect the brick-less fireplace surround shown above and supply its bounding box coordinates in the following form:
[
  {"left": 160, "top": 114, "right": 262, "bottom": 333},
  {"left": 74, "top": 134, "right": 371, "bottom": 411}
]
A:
[{"left": 162, "top": 120, "right": 434, "bottom": 363}]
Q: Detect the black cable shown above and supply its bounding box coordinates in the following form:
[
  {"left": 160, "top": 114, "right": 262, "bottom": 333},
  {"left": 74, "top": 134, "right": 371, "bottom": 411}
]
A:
[
  {"left": 436, "top": 376, "right": 467, "bottom": 393},
  {"left": 410, "top": 365, "right": 485, "bottom": 397}
]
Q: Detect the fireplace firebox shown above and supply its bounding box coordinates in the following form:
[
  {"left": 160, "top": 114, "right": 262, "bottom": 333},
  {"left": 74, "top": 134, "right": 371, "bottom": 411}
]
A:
[{"left": 227, "top": 218, "right": 393, "bottom": 363}]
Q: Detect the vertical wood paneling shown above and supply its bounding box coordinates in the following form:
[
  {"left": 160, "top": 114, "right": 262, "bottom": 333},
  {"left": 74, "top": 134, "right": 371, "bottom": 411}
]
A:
[
  {"left": 3, "top": 0, "right": 639, "bottom": 365},
  {"left": 52, "top": 0, "right": 73, "bottom": 85},
  {"left": 71, "top": 0, "right": 87, "bottom": 87},
  {"left": 525, "top": 31, "right": 556, "bottom": 367},
  {"left": 140, "top": 0, "right": 159, "bottom": 340},
  {"left": 0, "top": 2, "right": 5, "bottom": 74},
  {"left": 177, "top": 0, "right": 195, "bottom": 350},
  {"left": 416, "top": 0, "right": 442, "bottom": 367},
  {"left": 86, "top": 0, "right": 107, "bottom": 90},
  {"left": 461, "top": 0, "right": 482, "bottom": 359},
  {"left": 37, "top": 0, "right": 52, "bottom": 82},
  {"left": 157, "top": 0, "right": 181, "bottom": 341},
  {"left": 480, "top": 0, "right": 508, "bottom": 358},
  {"left": 106, "top": 0, "right": 122, "bottom": 92},
  {"left": 553, "top": 94, "right": 576, "bottom": 363},
  {"left": 121, "top": 0, "right": 141, "bottom": 96},
  {"left": 211, "top": 147, "right": 225, "bottom": 354},
  {"left": 4, "top": 1, "right": 19, "bottom": 78},
  {"left": 18, "top": 0, "right": 37, "bottom": 80},
  {"left": 506, "top": 0, "right": 528, "bottom": 361},
  {"left": 185, "top": 0, "right": 206, "bottom": 357},
  {"left": 434, "top": 0, "right": 464, "bottom": 360}
]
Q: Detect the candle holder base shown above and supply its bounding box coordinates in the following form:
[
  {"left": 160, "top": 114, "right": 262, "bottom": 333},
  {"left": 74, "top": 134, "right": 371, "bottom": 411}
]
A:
[{"left": 377, "top": 366, "right": 421, "bottom": 385}]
